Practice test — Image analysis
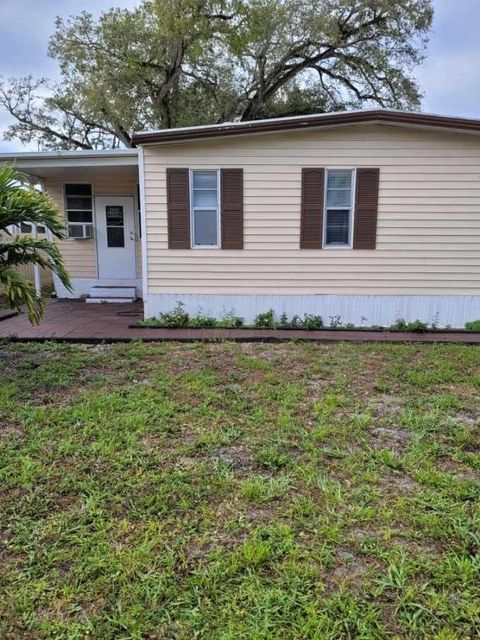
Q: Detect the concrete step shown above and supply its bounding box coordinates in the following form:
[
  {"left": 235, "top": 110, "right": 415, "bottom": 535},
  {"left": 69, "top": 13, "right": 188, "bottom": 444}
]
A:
[
  {"left": 86, "top": 297, "right": 136, "bottom": 304},
  {"left": 89, "top": 285, "right": 136, "bottom": 299}
]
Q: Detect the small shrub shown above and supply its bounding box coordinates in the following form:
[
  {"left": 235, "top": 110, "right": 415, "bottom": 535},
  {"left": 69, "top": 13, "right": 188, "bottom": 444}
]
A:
[
  {"left": 254, "top": 309, "right": 276, "bottom": 328},
  {"left": 279, "top": 312, "right": 289, "bottom": 328},
  {"left": 407, "top": 319, "right": 428, "bottom": 333},
  {"left": 189, "top": 313, "right": 217, "bottom": 328},
  {"left": 329, "top": 314, "right": 342, "bottom": 328},
  {"left": 301, "top": 313, "right": 323, "bottom": 330},
  {"left": 218, "top": 311, "right": 244, "bottom": 328},
  {"left": 465, "top": 319, "right": 480, "bottom": 331},
  {"left": 139, "top": 317, "right": 160, "bottom": 327},
  {"left": 290, "top": 314, "right": 302, "bottom": 328},
  {"left": 391, "top": 318, "right": 428, "bottom": 333},
  {"left": 157, "top": 301, "right": 190, "bottom": 327},
  {"left": 391, "top": 318, "right": 408, "bottom": 331}
]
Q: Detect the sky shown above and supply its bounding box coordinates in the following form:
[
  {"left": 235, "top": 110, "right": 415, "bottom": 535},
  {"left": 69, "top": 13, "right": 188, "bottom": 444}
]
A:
[{"left": 0, "top": 0, "right": 479, "bottom": 152}]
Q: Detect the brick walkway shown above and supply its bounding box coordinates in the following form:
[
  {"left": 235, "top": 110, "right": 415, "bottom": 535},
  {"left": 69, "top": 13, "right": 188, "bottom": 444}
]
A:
[{"left": 1, "top": 299, "right": 480, "bottom": 344}]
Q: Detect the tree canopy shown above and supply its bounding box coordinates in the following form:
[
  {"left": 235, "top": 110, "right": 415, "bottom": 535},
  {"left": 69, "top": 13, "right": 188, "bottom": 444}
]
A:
[{"left": 0, "top": 0, "right": 433, "bottom": 150}]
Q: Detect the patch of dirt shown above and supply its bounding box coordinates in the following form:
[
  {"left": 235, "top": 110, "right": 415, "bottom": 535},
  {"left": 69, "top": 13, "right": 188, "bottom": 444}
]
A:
[
  {"left": 140, "top": 434, "right": 167, "bottom": 451},
  {"left": 371, "top": 395, "right": 404, "bottom": 419},
  {"left": 436, "top": 460, "right": 480, "bottom": 481},
  {"left": 174, "top": 456, "right": 198, "bottom": 470},
  {"left": 378, "top": 471, "right": 417, "bottom": 494},
  {"left": 244, "top": 504, "right": 278, "bottom": 524},
  {"left": 348, "top": 527, "right": 379, "bottom": 542},
  {"left": 369, "top": 425, "right": 411, "bottom": 452},
  {"left": 449, "top": 412, "right": 479, "bottom": 428},
  {"left": 208, "top": 444, "right": 255, "bottom": 473},
  {"left": 326, "top": 548, "right": 377, "bottom": 591},
  {"left": 0, "top": 419, "right": 23, "bottom": 443}
]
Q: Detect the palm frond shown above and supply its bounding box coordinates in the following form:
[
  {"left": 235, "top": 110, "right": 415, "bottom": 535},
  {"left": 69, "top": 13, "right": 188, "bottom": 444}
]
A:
[
  {"left": 0, "top": 165, "right": 65, "bottom": 237},
  {"left": 0, "top": 266, "right": 43, "bottom": 324},
  {"left": 0, "top": 236, "right": 72, "bottom": 291},
  {"left": 0, "top": 164, "right": 72, "bottom": 323}
]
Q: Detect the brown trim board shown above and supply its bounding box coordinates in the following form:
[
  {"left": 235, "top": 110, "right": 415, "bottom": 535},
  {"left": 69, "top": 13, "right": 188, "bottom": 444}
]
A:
[{"left": 133, "top": 110, "right": 480, "bottom": 146}]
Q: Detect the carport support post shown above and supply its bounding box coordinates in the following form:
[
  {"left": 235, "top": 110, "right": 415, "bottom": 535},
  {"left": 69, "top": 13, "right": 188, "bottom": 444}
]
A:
[{"left": 32, "top": 222, "right": 41, "bottom": 296}]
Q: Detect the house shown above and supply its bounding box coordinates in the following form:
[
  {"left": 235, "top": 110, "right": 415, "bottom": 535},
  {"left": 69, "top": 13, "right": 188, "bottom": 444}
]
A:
[{"left": 2, "top": 109, "right": 480, "bottom": 328}]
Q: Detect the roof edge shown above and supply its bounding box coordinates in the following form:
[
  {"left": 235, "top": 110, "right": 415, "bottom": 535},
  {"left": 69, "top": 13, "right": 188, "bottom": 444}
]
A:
[
  {"left": 132, "top": 109, "right": 480, "bottom": 145},
  {"left": 0, "top": 148, "right": 138, "bottom": 161}
]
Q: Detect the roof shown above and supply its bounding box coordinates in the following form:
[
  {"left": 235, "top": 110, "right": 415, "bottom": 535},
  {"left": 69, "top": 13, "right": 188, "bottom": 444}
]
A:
[
  {"left": 0, "top": 148, "right": 138, "bottom": 179},
  {"left": 132, "top": 109, "right": 480, "bottom": 146}
]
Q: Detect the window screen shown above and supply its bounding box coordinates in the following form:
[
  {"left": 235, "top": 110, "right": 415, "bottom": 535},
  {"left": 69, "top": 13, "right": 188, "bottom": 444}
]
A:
[
  {"left": 324, "top": 170, "right": 354, "bottom": 247},
  {"left": 190, "top": 170, "right": 219, "bottom": 247}
]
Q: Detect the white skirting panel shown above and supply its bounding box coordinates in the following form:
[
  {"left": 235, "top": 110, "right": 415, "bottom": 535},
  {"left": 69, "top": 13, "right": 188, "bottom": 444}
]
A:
[
  {"left": 144, "top": 293, "right": 480, "bottom": 328},
  {"left": 53, "top": 275, "right": 143, "bottom": 299}
]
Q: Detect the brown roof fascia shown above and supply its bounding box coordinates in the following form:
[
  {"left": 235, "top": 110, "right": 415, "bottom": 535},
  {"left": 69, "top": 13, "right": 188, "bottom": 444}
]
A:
[{"left": 132, "top": 110, "right": 480, "bottom": 146}]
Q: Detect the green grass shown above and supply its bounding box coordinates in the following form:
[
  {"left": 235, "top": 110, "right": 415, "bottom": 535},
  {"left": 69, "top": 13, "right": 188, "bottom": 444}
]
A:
[{"left": 0, "top": 340, "right": 479, "bottom": 639}]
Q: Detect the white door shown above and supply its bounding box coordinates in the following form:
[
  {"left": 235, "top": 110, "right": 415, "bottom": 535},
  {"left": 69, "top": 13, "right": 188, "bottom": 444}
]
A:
[{"left": 95, "top": 196, "right": 136, "bottom": 279}]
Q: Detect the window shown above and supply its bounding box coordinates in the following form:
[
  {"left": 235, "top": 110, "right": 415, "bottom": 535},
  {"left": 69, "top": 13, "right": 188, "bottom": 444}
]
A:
[
  {"left": 65, "top": 183, "right": 94, "bottom": 239},
  {"left": 20, "top": 222, "right": 46, "bottom": 234},
  {"left": 190, "top": 170, "right": 220, "bottom": 248},
  {"left": 106, "top": 205, "right": 125, "bottom": 247},
  {"left": 324, "top": 169, "right": 354, "bottom": 247}
]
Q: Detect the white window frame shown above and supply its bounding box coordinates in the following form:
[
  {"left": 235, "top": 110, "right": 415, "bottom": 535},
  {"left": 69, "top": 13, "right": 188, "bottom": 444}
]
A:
[
  {"left": 63, "top": 182, "right": 94, "bottom": 240},
  {"left": 189, "top": 169, "right": 221, "bottom": 249},
  {"left": 322, "top": 168, "right": 356, "bottom": 249}
]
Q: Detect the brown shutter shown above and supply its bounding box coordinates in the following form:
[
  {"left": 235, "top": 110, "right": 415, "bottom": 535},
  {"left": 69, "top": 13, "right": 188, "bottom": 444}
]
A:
[
  {"left": 300, "top": 168, "right": 324, "bottom": 249},
  {"left": 221, "top": 169, "right": 243, "bottom": 249},
  {"left": 167, "top": 168, "right": 190, "bottom": 249},
  {"left": 353, "top": 168, "right": 380, "bottom": 249}
]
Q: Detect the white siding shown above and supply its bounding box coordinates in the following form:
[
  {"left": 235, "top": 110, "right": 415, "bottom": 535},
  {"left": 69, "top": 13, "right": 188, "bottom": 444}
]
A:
[{"left": 143, "top": 124, "right": 480, "bottom": 296}]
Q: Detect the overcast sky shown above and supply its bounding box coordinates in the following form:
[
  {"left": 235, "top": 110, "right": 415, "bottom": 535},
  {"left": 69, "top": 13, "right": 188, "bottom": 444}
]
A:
[{"left": 0, "top": 0, "right": 478, "bottom": 152}]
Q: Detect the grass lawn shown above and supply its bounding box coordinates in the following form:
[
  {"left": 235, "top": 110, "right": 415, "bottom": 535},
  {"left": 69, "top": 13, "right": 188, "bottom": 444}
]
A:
[{"left": 0, "top": 340, "right": 479, "bottom": 639}]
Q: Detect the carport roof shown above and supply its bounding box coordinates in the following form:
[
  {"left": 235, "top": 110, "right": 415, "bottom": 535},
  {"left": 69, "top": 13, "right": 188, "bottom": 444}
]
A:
[{"left": 0, "top": 148, "right": 138, "bottom": 179}]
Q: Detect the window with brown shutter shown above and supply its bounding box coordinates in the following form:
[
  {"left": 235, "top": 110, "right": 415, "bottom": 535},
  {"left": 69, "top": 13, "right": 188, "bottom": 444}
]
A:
[
  {"left": 353, "top": 168, "right": 380, "bottom": 249},
  {"left": 221, "top": 168, "right": 243, "bottom": 249},
  {"left": 300, "top": 168, "right": 324, "bottom": 249},
  {"left": 167, "top": 168, "right": 190, "bottom": 249},
  {"left": 167, "top": 167, "right": 244, "bottom": 250}
]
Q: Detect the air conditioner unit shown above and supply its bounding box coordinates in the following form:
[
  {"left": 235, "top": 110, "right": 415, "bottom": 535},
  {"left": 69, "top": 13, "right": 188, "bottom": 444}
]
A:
[{"left": 67, "top": 224, "right": 94, "bottom": 239}]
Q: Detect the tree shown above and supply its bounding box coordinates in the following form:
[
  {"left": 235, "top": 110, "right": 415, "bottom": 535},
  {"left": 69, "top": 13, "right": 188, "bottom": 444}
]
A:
[
  {"left": 0, "top": 166, "right": 71, "bottom": 323},
  {"left": 0, "top": 0, "right": 433, "bottom": 150}
]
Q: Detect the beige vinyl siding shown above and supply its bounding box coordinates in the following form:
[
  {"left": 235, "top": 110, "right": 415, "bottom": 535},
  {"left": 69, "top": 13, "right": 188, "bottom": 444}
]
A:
[
  {"left": 142, "top": 124, "right": 480, "bottom": 295},
  {"left": 44, "top": 173, "right": 139, "bottom": 279}
]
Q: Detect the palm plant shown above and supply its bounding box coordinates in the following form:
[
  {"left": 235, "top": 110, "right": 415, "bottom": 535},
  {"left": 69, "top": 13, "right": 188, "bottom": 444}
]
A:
[{"left": 0, "top": 165, "right": 71, "bottom": 323}]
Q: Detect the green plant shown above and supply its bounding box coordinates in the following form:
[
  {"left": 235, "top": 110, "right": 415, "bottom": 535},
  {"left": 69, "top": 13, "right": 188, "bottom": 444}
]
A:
[
  {"left": 329, "top": 314, "right": 342, "bottom": 328},
  {"left": 391, "top": 318, "right": 408, "bottom": 331},
  {"left": 254, "top": 309, "right": 276, "bottom": 328},
  {"left": 0, "top": 166, "right": 72, "bottom": 323},
  {"left": 189, "top": 312, "right": 217, "bottom": 328},
  {"left": 301, "top": 313, "right": 324, "bottom": 330},
  {"left": 391, "top": 318, "right": 428, "bottom": 333},
  {"left": 279, "top": 312, "right": 289, "bottom": 327},
  {"left": 465, "top": 319, "right": 480, "bottom": 331},
  {"left": 218, "top": 311, "right": 244, "bottom": 328},
  {"left": 407, "top": 319, "right": 429, "bottom": 333},
  {"left": 157, "top": 301, "right": 190, "bottom": 327},
  {"left": 139, "top": 317, "right": 160, "bottom": 327},
  {"left": 290, "top": 314, "right": 302, "bottom": 328}
]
